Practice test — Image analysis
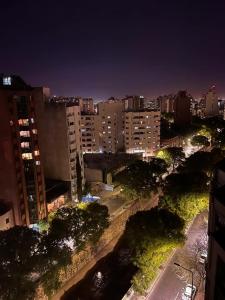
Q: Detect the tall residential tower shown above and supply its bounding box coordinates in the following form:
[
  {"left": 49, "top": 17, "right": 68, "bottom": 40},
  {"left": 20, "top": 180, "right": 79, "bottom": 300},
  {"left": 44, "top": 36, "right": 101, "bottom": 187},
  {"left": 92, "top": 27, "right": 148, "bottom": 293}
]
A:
[{"left": 0, "top": 75, "right": 47, "bottom": 226}]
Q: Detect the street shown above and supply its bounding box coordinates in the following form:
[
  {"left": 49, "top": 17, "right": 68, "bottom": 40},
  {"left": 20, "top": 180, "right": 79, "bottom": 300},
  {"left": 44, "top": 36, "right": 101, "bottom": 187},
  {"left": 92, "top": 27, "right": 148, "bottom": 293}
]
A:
[{"left": 146, "top": 211, "right": 208, "bottom": 300}]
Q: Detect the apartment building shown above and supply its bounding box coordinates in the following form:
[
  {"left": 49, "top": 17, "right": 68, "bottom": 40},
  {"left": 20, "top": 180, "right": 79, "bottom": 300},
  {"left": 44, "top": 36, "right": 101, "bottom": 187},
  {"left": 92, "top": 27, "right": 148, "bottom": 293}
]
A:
[
  {"left": 36, "top": 97, "right": 85, "bottom": 202},
  {"left": 123, "top": 95, "right": 145, "bottom": 111},
  {"left": 0, "top": 75, "right": 47, "bottom": 226},
  {"left": 97, "top": 100, "right": 125, "bottom": 153},
  {"left": 158, "top": 95, "right": 174, "bottom": 113},
  {"left": 205, "top": 159, "right": 225, "bottom": 300},
  {"left": 81, "top": 98, "right": 95, "bottom": 114},
  {"left": 174, "top": 90, "right": 191, "bottom": 126},
  {"left": 81, "top": 114, "right": 100, "bottom": 153},
  {"left": 125, "top": 109, "right": 160, "bottom": 159},
  {"left": 205, "top": 86, "right": 219, "bottom": 117}
]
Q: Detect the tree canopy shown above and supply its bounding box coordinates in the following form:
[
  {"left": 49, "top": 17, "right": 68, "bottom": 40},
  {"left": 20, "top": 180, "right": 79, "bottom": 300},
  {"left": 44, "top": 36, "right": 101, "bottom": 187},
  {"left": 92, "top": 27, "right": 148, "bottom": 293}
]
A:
[
  {"left": 0, "top": 203, "right": 110, "bottom": 299},
  {"left": 123, "top": 208, "right": 185, "bottom": 294},
  {"left": 191, "top": 135, "right": 210, "bottom": 147},
  {"left": 115, "top": 159, "right": 165, "bottom": 198},
  {"left": 156, "top": 147, "right": 185, "bottom": 170}
]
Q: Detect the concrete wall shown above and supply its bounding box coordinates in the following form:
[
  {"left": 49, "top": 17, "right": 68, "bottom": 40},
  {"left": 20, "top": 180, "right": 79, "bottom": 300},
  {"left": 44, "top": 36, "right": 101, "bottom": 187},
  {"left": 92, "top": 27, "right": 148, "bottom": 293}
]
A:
[
  {"left": 84, "top": 168, "right": 103, "bottom": 182},
  {"left": 0, "top": 208, "right": 15, "bottom": 230}
]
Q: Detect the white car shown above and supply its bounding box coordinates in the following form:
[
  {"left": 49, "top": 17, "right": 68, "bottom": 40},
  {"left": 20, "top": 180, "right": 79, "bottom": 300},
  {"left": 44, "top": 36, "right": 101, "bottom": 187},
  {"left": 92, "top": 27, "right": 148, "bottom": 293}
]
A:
[
  {"left": 182, "top": 284, "right": 196, "bottom": 300},
  {"left": 199, "top": 251, "right": 207, "bottom": 264}
]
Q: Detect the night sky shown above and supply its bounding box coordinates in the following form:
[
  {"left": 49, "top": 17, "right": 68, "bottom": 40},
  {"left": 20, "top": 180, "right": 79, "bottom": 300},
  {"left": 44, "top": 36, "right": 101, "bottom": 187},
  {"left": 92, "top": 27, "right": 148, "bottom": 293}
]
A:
[{"left": 1, "top": 0, "right": 225, "bottom": 99}]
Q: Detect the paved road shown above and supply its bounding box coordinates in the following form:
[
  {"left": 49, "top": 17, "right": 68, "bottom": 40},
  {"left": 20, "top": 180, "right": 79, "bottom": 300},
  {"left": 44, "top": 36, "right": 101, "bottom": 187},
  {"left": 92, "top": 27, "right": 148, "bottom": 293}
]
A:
[{"left": 146, "top": 211, "right": 208, "bottom": 300}]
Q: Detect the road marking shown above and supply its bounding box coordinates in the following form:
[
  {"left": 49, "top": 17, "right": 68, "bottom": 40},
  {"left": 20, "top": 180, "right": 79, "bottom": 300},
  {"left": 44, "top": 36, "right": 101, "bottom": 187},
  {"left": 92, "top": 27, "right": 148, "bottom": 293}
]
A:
[{"left": 174, "top": 291, "right": 180, "bottom": 300}]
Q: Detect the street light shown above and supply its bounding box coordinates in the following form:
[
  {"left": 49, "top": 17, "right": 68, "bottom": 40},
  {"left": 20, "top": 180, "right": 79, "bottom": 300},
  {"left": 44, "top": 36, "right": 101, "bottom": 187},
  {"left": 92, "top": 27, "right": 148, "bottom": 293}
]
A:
[{"left": 174, "top": 262, "right": 194, "bottom": 299}]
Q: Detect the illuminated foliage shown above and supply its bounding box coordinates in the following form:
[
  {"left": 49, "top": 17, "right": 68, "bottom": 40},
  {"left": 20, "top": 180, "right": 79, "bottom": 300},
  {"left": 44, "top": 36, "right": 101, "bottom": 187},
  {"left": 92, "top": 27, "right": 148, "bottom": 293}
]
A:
[
  {"left": 191, "top": 135, "right": 210, "bottom": 147},
  {"left": 124, "top": 208, "right": 185, "bottom": 294},
  {"left": 156, "top": 147, "right": 185, "bottom": 169}
]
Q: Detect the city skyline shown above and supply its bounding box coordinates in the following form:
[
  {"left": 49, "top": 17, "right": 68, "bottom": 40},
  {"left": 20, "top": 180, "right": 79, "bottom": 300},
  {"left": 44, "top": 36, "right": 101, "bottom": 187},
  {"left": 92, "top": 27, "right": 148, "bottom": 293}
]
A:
[{"left": 1, "top": 0, "right": 225, "bottom": 99}]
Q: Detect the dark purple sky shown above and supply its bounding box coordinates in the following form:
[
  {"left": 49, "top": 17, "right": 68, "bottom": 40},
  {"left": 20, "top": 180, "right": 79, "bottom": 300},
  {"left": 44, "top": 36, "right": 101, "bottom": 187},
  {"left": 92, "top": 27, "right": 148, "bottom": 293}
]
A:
[{"left": 1, "top": 0, "right": 225, "bottom": 99}]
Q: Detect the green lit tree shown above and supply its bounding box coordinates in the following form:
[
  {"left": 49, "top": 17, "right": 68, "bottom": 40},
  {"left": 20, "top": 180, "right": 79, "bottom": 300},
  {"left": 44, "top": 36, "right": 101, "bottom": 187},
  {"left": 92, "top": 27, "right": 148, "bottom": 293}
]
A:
[
  {"left": 156, "top": 147, "right": 185, "bottom": 170},
  {"left": 191, "top": 135, "right": 210, "bottom": 147},
  {"left": 124, "top": 208, "right": 185, "bottom": 294}
]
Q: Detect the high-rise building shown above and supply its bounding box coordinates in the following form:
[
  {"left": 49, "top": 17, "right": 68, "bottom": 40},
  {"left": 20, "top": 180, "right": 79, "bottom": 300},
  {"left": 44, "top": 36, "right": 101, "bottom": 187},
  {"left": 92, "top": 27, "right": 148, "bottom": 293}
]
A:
[
  {"left": 205, "top": 86, "right": 219, "bottom": 117},
  {"left": 205, "top": 159, "right": 225, "bottom": 300},
  {"left": 124, "top": 109, "right": 160, "bottom": 159},
  {"left": 158, "top": 95, "right": 174, "bottom": 113},
  {"left": 81, "top": 98, "right": 94, "bottom": 114},
  {"left": 97, "top": 100, "right": 125, "bottom": 153},
  {"left": 0, "top": 75, "right": 47, "bottom": 226},
  {"left": 173, "top": 91, "right": 191, "bottom": 126},
  {"left": 81, "top": 114, "right": 100, "bottom": 153},
  {"left": 123, "top": 95, "right": 145, "bottom": 111},
  {"left": 36, "top": 97, "right": 85, "bottom": 202}
]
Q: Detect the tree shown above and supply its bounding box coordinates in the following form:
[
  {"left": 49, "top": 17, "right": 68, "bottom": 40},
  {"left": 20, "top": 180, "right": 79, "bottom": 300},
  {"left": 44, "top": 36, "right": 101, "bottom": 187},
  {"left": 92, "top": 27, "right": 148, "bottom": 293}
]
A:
[
  {"left": 115, "top": 160, "right": 158, "bottom": 198},
  {"left": 123, "top": 208, "right": 185, "bottom": 294},
  {"left": 0, "top": 226, "right": 41, "bottom": 300},
  {"left": 179, "top": 149, "right": 225, "bottom": 175},
  {"left": 160, "top": 171, "right": 209, "bottom": 221},
  {"left": 191, "top": 135, "right": 210, "bottom": 147},
  {"left": 179, "top": 151, "right": 212, "bottom": 174},
  {"left": 0, "top": 204, "right": 110, "bottom": 299},
  {"left": 156, "top": 147, "right": 185, "bottom": 170},
  {"left": 148, "top": 157, "right": 167, "bottom": 179},
  {"left": 163, "top": 171, "right": 209, "bottom": 197},
  {"left": 51, "top": 203, "right": 110, "bottom": 251}
]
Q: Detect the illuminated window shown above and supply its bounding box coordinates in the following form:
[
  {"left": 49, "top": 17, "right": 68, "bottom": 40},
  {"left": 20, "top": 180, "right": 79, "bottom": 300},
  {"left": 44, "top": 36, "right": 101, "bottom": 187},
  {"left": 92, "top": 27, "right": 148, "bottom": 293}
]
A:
[
  {"left": 134, "top": 126, "right": 138, "bottom": 130},
  {"left": 21, "top": 142, "right": 30, "bottom": 148},
  {"left": 108, "top": 126, "right": 111, "bottom": 129},
  {"left": 36, "top": 161, "right": 40, "bottom": 166},
  {"left": 32, "top": 129, "right": 37, "bottom": 134},
  {"left": 34, "top": 150, "right": 40, "bottom": 156},
  {"left": 22, "top": 153, "right": 33, "bottom": 160},
  {"left": 107, "top": 116, "right": 111, "bottom": 119},
  {"left": 18, "top": 119, "right": 29, "bottom": 126},
  {"left": 30, "top": 118, "right": 35, "bottom": 123},
  {"left": 3, "top": 77, "right": 11, "bottom": 85},
  {"left": 20, "top": 131, "right": 30, "bottom": 137}
]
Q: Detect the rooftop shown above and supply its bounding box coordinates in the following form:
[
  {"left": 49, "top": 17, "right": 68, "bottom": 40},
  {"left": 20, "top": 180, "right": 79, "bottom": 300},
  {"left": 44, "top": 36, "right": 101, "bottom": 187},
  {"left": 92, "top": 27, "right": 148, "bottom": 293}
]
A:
[
  {"left": 84, "top": 153, "right": 141, "bottom": 171},
  {"left": 0, "top": 74, "right": 32, "bottom": 90},
  {"left": 48, "top": 96, "right": 81, "bottom": 107}
]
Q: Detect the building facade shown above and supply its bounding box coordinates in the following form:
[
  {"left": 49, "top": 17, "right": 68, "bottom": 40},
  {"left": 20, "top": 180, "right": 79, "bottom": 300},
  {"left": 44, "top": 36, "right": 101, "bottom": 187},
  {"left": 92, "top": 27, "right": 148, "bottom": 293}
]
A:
[
  {"left": 125, "top": 109, "right": 160, "bottom": 159},
  {"left": 173, "top": 90, "right": 191, "bottom": 126},
  {"left": 36, "top": 98, "right": 85, "bottom": 202},
  {"left": 97, "top": 100, "right": 125, "bottom": 153},
  {"left": 81, "top": 98, "right": 94, "bottom": 114},
  {"left": 205, "top": 159, "right": 225, "bottom": 300},
  {"left": 80, "top": 114, "right": 100, "bottom": 153},
  {"left": 158, "top": 95, "right": 174, "bottom": 113},
  {"left": 0, "top": 75, "right": 47, "bottom": 226},
  {"left": 205, "top": 86, "right": 219, "bottom": 117},
  {"left": 123, "top": 95, "right": 145, "bottom": 111}
]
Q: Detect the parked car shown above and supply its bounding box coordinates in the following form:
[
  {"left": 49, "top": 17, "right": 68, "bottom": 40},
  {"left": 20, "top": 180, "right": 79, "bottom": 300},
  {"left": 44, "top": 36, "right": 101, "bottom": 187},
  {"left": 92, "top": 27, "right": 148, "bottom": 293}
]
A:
[{"left": 182, "top": 284, "right": 196, "bottom": 300}]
